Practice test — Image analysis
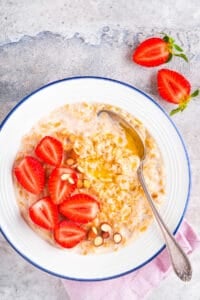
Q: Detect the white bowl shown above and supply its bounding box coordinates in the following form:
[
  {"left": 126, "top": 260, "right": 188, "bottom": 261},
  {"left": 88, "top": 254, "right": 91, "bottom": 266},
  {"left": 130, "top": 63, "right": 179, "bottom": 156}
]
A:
[{"left": 0, "top": 76, "right": 191, "bottom": 281}]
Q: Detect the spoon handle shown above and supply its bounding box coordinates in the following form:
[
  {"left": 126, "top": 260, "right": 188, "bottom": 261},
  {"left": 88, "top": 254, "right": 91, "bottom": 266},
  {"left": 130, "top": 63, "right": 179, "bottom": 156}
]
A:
[{"left": 137, "top": 164, "right": 192, "bottom": 281}]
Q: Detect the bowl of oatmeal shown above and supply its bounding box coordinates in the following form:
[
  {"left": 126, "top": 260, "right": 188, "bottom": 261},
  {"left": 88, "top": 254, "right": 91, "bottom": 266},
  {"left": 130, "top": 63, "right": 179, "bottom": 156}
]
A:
[{"left": 0, "top": 77, "right": 190, "bottom": 281}]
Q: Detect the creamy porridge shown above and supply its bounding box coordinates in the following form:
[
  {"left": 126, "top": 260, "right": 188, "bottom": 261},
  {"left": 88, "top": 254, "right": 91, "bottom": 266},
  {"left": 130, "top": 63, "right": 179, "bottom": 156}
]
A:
[{"left": 13, "top": 103, "right": 165, "bottom": 254}]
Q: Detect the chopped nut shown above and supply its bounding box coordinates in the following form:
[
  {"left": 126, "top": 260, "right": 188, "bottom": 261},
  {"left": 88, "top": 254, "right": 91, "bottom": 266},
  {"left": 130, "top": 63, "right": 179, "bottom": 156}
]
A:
[
  {"left": 66, "top": 158, "right": 75, "bottom": 166},
  {"left": 68, "top": 177, "right": 75, "bottom": 184},
  {"left": 101, "top": 231, "right": 110, "bottom": 239},
  {"left": 77, "top": 165, "right": 85, "bottom": 173},
  {"left": 100, "top": 223, "right": 112, "bottom": 239},
  {"left": 61, "top": 173, "right": 70, "bottom": 180},
  {"left": 113, "top": 232, "right": 122, "bottom": 244},
  {"left": 93, "top": 236, "right": 104, "bottom": 247},
  {"left": 61, "top": 173, "right": 75, "bottom": 184},
  {"left": 87, "top": 226, "right": 98, "bottom": 240},
  {"left": 100, "top": 222, "right": 112, "bottom": 233}
]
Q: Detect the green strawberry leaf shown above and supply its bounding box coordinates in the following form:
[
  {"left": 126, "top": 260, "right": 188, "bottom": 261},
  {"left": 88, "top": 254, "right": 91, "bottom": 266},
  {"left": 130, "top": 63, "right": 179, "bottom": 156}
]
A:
[
  {"left": 174, "top": 44, "right": 183, "bottom": 52},
  {"left": 168, "top": 36, "right": 175, "bottom": 44},
  {"left": 166, "top": 53, "right": 173, "bottom": 63},
  {"left": 191, "top": 89, "right": 199, "bottom": 98},
  {"left": 161, "top": 33, "right": 188, "bottom": 62},
  {"left": 163, "top": 35, "right": 170, "bottom": 43},
  {"left": 170, "top": 107, "right": 182, "bottom": 116},
  {"left": 170, "top": 102, "right": 188, "bottom": 116},
  {"left": 163, "top": 35, "right": 175, "bottom": 44},
  {"left": 174, "top": 53, "right": 188, "bottom": 62}
]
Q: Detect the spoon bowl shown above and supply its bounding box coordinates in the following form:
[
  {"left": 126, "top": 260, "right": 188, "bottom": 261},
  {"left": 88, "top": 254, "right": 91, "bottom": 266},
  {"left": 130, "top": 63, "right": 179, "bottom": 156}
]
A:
[{"left": 98, "top": 109, "right": 192, "bottom": 282}]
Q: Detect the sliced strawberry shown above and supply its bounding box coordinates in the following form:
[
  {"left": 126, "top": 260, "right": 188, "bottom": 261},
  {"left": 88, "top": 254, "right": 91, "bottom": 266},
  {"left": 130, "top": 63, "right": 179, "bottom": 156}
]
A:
[
  {"left": 133, "top": 35, "right": 188, "bottom": 67},
  {"left": 54, "top": 220, "right": 86, "bottom": 248},
  {"left": 157, "top": 69, "right": 199, "bottom": 115},
  {"left": 157, "top": 69, "right": 190, "bottom": 104},
  {"left": 59, "top": 193, "right": 99, "bottom": 224},
  {"left": 133, "top": 38, "right": 169, "bottom": 67},
  {"left": 14, "top": 156, "right": 45, "bottom": 194},
  {"left": 35, "top": 136, "right": 63, "bottom": 166},
  {"left": 29, "top": 197, "right": 58, "bottom": 230},
  {"left": 48, "top": 167, "right": 78, "bottom": 204}
]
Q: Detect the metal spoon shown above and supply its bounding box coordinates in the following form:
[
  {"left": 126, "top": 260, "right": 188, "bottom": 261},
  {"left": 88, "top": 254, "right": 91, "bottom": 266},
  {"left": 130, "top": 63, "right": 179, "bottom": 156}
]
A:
[{"left": 98, "top": 109, "right": 192, "bottom": 281}]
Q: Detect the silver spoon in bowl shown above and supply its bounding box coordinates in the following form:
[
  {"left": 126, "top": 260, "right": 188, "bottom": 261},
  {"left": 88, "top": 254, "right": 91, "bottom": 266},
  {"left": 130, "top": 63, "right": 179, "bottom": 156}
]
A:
[{"left": 97, "top": 109, "right": 192, "bottom": 282}]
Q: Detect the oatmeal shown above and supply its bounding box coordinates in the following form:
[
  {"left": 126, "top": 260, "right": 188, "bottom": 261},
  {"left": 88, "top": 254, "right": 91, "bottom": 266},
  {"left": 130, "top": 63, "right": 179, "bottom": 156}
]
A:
[{"left": 13, "top": 103, "right": 165, "bottom": 254}]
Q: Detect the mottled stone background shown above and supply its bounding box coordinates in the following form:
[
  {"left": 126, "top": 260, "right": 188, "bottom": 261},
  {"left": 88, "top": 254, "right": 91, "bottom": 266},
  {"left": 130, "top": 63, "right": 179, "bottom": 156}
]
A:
[{"left": 0, "top": 1, "right": 200, "bottom": 299}]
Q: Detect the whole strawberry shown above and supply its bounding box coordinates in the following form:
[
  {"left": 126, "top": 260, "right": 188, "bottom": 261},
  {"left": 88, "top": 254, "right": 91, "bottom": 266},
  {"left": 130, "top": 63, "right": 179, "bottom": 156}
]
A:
[
  {"left": 157, "top": 68, "right": 199, "bottom": 115},
  {"left": 133, "top": 34, "right": 188, "bottom": 67}
]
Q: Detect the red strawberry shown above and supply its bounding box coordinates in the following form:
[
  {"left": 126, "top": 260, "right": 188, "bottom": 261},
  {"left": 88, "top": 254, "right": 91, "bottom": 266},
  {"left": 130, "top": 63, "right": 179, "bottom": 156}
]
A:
[
  {"left": 157, "top": 69, "right": 199, "bottom": 115},
  {"left": 14, "top": 156, "right": 45, "bottom": 194},
  {"left": 54, "top": 220, "right": 86, "bottom": 248},
  {"left": 133, "top": 35, "right": 188, "bottom": 67},
  {"left": 29, "top": 197, "right": 58, "bottom": 230},
  {"left": 48, "top": 167, "right": 78, "bottom": 204},
  {"left": 35, "top": 136, "right": 63, "bottom": 166},
  {"left": 59, "top": 193, "right": 99, "bottom": 224}
]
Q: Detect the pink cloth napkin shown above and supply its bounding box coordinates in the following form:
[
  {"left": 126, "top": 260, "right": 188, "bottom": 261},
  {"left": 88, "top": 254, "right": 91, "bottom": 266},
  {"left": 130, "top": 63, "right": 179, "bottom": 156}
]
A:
[{"left": 62, "top": 220, "right": 200, "bottom": 300}]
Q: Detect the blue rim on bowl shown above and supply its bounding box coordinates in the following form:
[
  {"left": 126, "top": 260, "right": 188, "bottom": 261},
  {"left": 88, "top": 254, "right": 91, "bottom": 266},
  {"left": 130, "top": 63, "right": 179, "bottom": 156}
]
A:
[{"left": 0, "top": 76, "right": 191, "bottom": 281}]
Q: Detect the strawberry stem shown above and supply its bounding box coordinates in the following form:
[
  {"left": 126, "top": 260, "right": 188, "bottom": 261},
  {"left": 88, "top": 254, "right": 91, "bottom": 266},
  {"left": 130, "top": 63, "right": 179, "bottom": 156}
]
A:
[
  {"left": 161, "top": 33, "right": 188, "bottom": 62},
  {"left": 170, "top": 107, "right": 182, "bottom": 116},
  {"left": 174, "top": 44, "right": 183, "bottom": 52},
  {"left": 174, "top": 53, "right": 188, "bottom": 62},
  {"left": 170, "top": 89, "right": 199, "bottom": 116},
  {"left": 166, "top": 53, "right": 173, "bottom": 63},
  {"left": 170, "top": 103, "right": 188, "bottom": 116},
  {"left": 191, "top": 89, "right": 199, "bottom": 98}
]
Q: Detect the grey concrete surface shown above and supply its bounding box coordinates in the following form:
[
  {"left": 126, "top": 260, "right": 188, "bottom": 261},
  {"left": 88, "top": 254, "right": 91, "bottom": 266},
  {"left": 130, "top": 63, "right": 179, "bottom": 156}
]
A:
[{"left": 0, "top": 1, "right": 200, "bottom": 299}]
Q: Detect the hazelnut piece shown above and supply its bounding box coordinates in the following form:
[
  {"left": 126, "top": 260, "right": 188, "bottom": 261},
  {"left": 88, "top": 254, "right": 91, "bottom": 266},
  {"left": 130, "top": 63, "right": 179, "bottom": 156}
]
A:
[
  {"left": 87, "top": 226, "right": 98, "bottom": 240},
  {"left": 113, "top": 232, "right": 122, "bottom": 244},
  {"left": 93, "top": 236, "right": 104, "bottom": 247},
  {"left": 100, "top": 222, "right": 112, "bottom": 239}
]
